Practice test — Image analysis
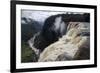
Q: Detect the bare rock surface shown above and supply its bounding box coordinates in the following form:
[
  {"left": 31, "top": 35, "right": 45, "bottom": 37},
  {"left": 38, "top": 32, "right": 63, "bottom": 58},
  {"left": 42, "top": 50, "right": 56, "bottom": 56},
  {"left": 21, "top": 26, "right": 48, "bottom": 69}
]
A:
[{"left": 38, "top": 22, "right": 90, "bottom": 62}]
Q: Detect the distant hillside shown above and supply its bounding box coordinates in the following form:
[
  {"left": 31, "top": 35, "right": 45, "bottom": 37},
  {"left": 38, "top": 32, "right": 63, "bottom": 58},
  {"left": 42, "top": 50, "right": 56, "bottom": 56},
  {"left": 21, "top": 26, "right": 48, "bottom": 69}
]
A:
[{"left": 21, "top": 17, "right": 43, "bottom": 42}]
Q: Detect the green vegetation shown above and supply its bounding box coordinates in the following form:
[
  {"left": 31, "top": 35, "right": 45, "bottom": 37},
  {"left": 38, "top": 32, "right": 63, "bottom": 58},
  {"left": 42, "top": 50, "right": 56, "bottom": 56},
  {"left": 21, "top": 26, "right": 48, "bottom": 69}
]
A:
[{"left": 21, "top": 42, "right": 38, "bottom": 63}]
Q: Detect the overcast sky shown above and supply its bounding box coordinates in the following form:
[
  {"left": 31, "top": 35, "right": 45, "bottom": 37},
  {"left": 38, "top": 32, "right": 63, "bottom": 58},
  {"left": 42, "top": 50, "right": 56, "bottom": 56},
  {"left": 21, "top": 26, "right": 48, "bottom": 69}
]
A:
[
  {"left": 21, "top": 10, "right": 84, "bottom": 23},
  {"left": 21, "top": 10, "right": 66, "bottom": 22}
]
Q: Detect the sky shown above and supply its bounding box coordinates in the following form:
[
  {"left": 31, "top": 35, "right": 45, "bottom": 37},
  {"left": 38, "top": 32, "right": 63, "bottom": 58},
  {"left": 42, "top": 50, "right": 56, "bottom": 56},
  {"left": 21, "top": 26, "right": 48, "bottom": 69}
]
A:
[{"left": 21, "top": 10, "right": 66, "bottom": 22}]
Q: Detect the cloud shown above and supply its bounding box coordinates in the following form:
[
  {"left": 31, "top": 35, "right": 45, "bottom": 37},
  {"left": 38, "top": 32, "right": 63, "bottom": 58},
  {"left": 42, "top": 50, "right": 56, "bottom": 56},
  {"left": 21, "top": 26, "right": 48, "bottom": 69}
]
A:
[{"left": 21, "top": 10, "right": 66, "bottom": 22}]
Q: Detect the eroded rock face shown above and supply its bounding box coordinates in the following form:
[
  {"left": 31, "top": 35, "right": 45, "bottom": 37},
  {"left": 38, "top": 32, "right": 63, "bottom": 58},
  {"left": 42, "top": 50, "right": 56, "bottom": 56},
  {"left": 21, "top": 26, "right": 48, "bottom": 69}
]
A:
[
  {"left": 27, "top": 13, "right": 90, "bottom": 59},
  {"left": 38, "top": 22, "right": 90, "bottom": 62}
]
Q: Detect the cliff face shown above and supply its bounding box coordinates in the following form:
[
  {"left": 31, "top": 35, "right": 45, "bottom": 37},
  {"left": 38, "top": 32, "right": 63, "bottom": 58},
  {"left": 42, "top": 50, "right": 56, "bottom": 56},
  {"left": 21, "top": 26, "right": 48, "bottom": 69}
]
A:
[
  {"left": 38, "top": 22, "right": 90, "bottom": 62},
  {"left": 21, "top": 12, "right": 90, "bottom": 62},
  {"left": 28, "top": 13, "right": 90, "bottom": 54}
]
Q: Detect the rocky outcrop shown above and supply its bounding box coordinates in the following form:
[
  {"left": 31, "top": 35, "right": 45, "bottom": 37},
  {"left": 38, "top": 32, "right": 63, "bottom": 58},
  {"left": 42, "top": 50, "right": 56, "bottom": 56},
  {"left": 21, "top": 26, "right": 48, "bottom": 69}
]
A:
[{"left": 38, "top": 22, "right": 90, "bottom": 62}]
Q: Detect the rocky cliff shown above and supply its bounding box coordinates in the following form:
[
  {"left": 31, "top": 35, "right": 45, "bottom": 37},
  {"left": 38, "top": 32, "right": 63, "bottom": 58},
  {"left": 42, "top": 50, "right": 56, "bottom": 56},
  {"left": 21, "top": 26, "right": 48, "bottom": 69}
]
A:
[{"left": 38, "top": 22, "right": 90, "bottom": 62}]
